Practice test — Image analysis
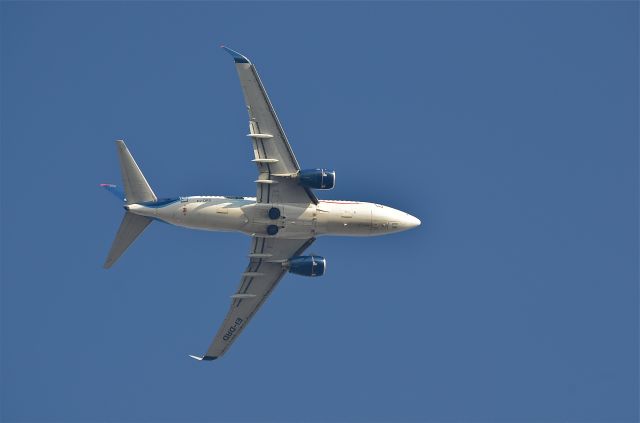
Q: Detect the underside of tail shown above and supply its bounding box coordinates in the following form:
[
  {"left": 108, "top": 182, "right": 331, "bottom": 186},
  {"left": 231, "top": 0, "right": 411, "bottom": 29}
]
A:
[{"left": 102, "top": 140, "right": 157, "bottom": 268}]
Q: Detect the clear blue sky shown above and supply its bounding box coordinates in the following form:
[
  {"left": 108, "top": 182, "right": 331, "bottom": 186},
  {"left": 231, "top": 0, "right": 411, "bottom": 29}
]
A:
[{"left": 1, "top": 2, "right": 637, "bottom": 422}]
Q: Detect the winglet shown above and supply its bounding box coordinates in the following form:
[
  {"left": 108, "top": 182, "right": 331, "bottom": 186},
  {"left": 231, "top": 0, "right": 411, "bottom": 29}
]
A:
[
  {"left": 220, "top": 45, "right": 250, "bottom": 64},
  {"left": 189, "top": 354, "right": 218, "bottom": 361}
]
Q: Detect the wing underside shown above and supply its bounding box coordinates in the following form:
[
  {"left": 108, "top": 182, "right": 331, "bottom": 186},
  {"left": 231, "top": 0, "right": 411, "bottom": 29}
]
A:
[
  {"left": 223, "top": 46, "right": 318, "bottom": 205},
  {"left": 193, "top": 237, "right": 315, "bottom": 360},
  {"left": 189, "top": 48, "right": 320, "bottom": 361}
]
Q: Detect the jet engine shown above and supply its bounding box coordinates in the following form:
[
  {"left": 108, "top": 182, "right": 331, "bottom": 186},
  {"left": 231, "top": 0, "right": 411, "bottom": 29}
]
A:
[
  {"left": 298, "top": 169, "right": 335, "bottom": 190},
  {"left": 288, "top": 255, "right": 326, "bottom": 277}
]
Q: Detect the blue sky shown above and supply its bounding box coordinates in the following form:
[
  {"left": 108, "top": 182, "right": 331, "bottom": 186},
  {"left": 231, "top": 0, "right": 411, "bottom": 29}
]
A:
[{"left": 1, "top": 2, "right": 637, "bottom": 422}]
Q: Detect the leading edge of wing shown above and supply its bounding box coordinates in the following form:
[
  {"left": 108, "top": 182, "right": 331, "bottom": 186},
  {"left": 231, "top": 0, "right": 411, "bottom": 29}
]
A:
[{"left": 220, "top": 45, "right": 250, "bottom": 64}]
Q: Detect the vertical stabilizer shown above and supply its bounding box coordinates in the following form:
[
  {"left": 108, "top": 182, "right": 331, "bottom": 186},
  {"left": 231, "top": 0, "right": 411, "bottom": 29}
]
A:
[
  {"left": 103, "top": 212, "right": 153, "bottom": 268},
  {"left": 116, "top": 140, "right": 157, "bottom": 204}
]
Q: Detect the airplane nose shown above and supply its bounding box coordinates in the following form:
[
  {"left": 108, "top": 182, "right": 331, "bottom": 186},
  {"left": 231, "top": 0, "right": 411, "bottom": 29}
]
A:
[
  {"left": 407, "top": 214, "right": 421, "bottom": 228},
  {"left": 372, "top": 206, "right": 421, "bottom": 233},
  {"left": 402, "top": 214, "right": 420, "bottom": 229}
]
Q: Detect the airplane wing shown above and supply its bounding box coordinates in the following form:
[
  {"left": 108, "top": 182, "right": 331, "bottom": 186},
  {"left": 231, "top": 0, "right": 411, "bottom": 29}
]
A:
[
  {"left": 222, "top": 46, "right": 318, "bottom": 205},
  {"left": 190, "top": 236, "right": 315, "bottom": 361}
]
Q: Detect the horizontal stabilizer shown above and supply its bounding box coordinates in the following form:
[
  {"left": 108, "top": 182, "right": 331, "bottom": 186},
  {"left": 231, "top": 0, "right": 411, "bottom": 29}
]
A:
[
  {"left": 103, "top": 212, "right": 152, "bottom": 269},
  {"left": 100, "top": 183, "right": 126, "bottom": 201}
]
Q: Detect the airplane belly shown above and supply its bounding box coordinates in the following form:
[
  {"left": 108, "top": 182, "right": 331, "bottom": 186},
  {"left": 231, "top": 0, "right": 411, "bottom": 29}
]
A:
[
  {"left": 159, "top": 198, "right": 249, "bottom": 232},
  {"left": 239, "top": 203, "right": 317, "bottom": 239},
  {"left": 315, "top": 202, "right": 373, "bottom": 236},
  {"left": 280, "top": 204, "right": 316, "bottom": 237}
]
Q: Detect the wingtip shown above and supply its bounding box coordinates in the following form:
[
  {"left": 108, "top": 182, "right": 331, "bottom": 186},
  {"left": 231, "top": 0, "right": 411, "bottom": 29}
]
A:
[
  {"left": 221, "top": 45, "right": 250, "bottom": 64},
  {"left": 189, "top": 354, "right": 218, "bottom": 361}
]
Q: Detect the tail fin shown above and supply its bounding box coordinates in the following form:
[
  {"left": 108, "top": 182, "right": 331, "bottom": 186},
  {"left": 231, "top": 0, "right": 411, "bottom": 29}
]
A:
[
  {"left": 103, "top": 212, "right": 152, "bottom": 268},
  {"left": 116, "top": 140, "right": 157, "bottom": 204}
]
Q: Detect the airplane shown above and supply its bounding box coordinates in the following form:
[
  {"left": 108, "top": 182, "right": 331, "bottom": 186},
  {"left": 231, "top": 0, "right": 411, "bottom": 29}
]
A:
[{"left": 101, "top": 46, "right": 421, "bottom": 361}]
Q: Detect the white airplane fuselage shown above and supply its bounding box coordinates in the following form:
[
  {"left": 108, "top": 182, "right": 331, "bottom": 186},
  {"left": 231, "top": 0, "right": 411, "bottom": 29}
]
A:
[
  {"left": 126, "top": 196, "right": 420, "bottom": 239},
  {"left": 102, "top": 45, "right": 425, "bottom": 361}
]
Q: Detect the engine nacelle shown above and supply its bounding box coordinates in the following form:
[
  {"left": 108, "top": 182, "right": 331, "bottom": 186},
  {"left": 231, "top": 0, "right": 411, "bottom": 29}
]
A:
[
  {"left": 298, "top": 169, "right": 335, "bottom": 190},
  {"left": 288, "top": 255, "right": 326, "bottom": 277}
]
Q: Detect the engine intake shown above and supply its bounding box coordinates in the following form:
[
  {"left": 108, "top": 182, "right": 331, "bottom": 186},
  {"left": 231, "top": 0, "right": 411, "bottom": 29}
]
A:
[
  {"left": 298, "top": 169, "right": 335, "bottom": 190},
  {"left": 288, "top": 255, "right": 326, "bottom": 277}
]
